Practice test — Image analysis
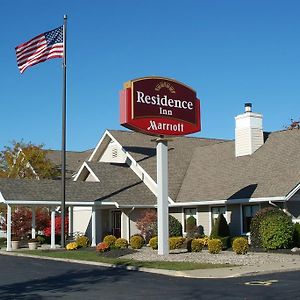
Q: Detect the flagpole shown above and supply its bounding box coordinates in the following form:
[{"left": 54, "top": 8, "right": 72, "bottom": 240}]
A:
[{"left": 61, "top": 14, "right": 67, "bottom": 248}]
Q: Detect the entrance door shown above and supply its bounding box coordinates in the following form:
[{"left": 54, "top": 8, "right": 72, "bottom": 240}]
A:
[{"left": 112, "top": 211, "right": 121, "bottom": 238}]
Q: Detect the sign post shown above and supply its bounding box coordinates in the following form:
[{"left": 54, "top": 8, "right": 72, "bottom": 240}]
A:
[
  {"left": 120, "top": 77, "right": 201, "bottom": 255},
  {"left": 156, "top": 138, "right": 169, "bottom": 255}
]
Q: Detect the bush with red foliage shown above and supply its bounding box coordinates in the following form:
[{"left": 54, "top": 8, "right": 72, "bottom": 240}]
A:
[
  {"left": 0, "top": 207, "right": 50, "bottom": 239},
  {"left": 136, "top": 209, "right": 157, "bottom": 242},
  {"left": 43, "top": 215, "right": 69, "bottom": 237}
]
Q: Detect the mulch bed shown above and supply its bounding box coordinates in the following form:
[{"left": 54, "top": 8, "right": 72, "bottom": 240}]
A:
[{"left": 98, "top": 248, "right": 137, "bottom": 258}]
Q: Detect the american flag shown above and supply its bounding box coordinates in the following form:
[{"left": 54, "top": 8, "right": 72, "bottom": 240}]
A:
[{"left": 15, "top": 26, "right": 64, "bottom": 74}]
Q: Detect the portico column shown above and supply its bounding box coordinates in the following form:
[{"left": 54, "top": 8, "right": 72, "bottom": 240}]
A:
[
  {"left": 68, "top": 206, "right": 73, "bottom": 237},
  {"left": 51, "top": 207, "right": 56, "bottom": 249},
  {"left": 31, "top": 207, "right": 36, "bottom": 239},
  {"left": 6, "top": 204, "right": 12, "bottom": 252},
  {"left": 121, "top": 211, "right": 129, "bottom": 240},
  {"left": 91, "top": 207, "right": 96, "bottom": 247}
]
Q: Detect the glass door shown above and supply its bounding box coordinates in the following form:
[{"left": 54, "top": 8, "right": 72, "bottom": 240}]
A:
[{"left": 112, "top": 211, "right": 121, "bottom": 238}]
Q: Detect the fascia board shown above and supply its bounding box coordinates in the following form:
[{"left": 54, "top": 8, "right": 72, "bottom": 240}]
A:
[
  {"left": 4, "top": 200, "right": 96, "bottom": 206},
  {"left": 88, "top": 130, "right": 115, "bottom": 162},
  {"left": 73, "top": 162, "right": 100, "bottom": 182},
  {"left": 169, "top": 196, "right": 285, "bottom": 207},
  {"left": 116, "top": 144, "right": 175, "bottom": 205},
  {"left": 286, "top": 182, "right": 300, "bottom": 201},
  {"left": 0, "top": 192, "right": 6, "bottom": 203}
]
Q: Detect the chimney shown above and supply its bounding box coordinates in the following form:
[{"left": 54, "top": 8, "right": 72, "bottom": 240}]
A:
[{"left": 235, "top": 103, "right": 264, "bottom": 157}]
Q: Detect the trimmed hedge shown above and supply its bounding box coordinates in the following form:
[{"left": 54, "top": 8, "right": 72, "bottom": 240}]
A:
[
  {"left": 186, "top": 216, "right": 197, "bottom": 238},
  {"left": 115, "top": 238, "right": 128, "bottom": 249},
  {"left": 130, "top": 235, "right": 144, "bottom": 249},
  {"left": 232, "top": 237, "right": 249, "bottom": 255},
  {"left": 191, "top": 239, "right": 204, "bottom": 252},
  {"left": 293, "top": 223, "right": 300, "bottom": 247},
  {"left": 260, "top": 213, "right": 294, "bottom": 250},
  {"left": 169, "top": 237, "right": 185, "bottom": 250},
  {"left": 103, "top": 235, "right": 117, "bottom": 247},
  {"left": 149, "top": 236, "right": 158, "bottom": 250},
  {"left": 250, "top": 207, "right": 280, "bottom": 248},
  {"left": 210, "top": 214, "right": 230, "bottom": 238},
  {"left": 208, "top": 239, "right": 222, "bottom": 254},
  {"left": 151, "top": 215, "right": 183, "bottom": 237}
]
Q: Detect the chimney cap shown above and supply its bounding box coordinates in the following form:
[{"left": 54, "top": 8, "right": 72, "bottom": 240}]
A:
[{"left": 244, "top": 103, "right": 252, "bottom": 112}]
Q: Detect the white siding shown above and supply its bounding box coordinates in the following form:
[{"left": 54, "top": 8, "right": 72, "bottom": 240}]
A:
[
  {"left": 99, "top": 142, "right": 127, "bottom": 163},
  {"left": 73, "top": 206, "right": 92, "bottom": 235}
]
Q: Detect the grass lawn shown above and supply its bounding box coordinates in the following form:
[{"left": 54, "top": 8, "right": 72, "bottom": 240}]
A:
[{"left": 17, "top": 249, "right": 236, "bottom": 271}]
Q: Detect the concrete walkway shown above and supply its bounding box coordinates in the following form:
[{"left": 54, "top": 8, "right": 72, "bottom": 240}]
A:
[{"left": 1, "top": 249, "right": 300, "bottom": 279}]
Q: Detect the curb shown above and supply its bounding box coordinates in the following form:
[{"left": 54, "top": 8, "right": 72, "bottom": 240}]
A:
[{"left": 1, "top": 250, "right": 300, "bottom": 279}]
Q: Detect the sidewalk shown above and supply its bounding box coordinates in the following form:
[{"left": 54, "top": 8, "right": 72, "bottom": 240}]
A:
[{"left": 1, "top": 249, "right": 300, "bottom": 279}]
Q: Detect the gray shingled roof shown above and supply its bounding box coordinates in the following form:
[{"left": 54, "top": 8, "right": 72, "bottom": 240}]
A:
[
  {"left": 0, "top": 162, "right": 156, "bottom": 206},
  {"left": 0, "top": 178, "right": 102, "bottom": 202},
  {"left": 108, "top": 130, "right": 225, "bottom": 200},
  {"left": 176, "top": 129, "right": 300, "bottom": 201},
  {"left": 46, "top": 149, "right": 93, "bottom": 179},
  {"left": 85, "top": 162, "right": 156, "bottom": 205},
  {"left": 1, "top": 129, "right": 300, "bottom": 206}
]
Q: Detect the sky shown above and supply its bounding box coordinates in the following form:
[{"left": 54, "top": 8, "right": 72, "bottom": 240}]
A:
[{"left": 1, "top": 1, "right": 300, "bottom": 151}]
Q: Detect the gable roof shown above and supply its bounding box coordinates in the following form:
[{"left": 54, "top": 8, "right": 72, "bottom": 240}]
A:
[
  {"left": 85, "top": 161, "right": 156, "bottom": 206},
  {"left": 1, "top": 128, "right": 300, "bottom": 207},
  {"left": 177, "top": 129, "right": 300, "bottom": 201},
  {"left": 0, "top": 170, "right": 155, "bottom": 206},
  {"left": 108, "top": 130, "right": 225, "bottom": 200},
  {"left": 46, "top": 149, "right": 93, "bottom": 179}
]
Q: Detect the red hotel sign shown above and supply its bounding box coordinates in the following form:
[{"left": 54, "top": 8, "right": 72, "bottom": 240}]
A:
[{"left": 120, "top": 77, "right": 201, "bottom": 136}]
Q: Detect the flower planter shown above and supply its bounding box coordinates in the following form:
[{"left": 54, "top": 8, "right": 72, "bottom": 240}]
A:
[
  {"left": 11, "top": 240, "right": 20, "bottom": 250},
  {"left": 28, "top": 242, "right": 38, "bottom": 250}
]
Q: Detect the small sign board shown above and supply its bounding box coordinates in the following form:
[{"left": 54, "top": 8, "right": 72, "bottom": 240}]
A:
[{"left": 120, "top": 77, "right": 201, "bottom": 136}]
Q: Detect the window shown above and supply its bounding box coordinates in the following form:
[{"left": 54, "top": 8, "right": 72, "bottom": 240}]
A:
[
  {"left": 242, "top": 205, "right": 259, "bottom": 233},
  {"left": 211, "top": 206, "right": 226, "bottom": 225},
  {"left": 183, "top": 208, "right": 197, "bottom": 232}
]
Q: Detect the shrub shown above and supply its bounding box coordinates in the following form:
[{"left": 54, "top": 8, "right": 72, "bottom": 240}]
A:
[
  {"left": 136, "top": 209, "right": 157, "bottom": 242},
  {"left": 191, "top": 239, "right": 204, "bottom": 252},
  {"left": 66, "top": 242, "right": 78, "bottom": 250},
  {"left": 250, "top": 207, "right": 281, "bottom": 248},
  {"left": 201, "top": 236, "right": 210, "bottom": 246},
  {"left": 186, "top": 216, "right": 197, "bottom": 238},
  {"left": 130, "top": 235, "right": 143, "bottom": 249},
  {"left": 136, "top": 210, "right": 182, "bottom": 240},
  {"left": 169, "top": 215, "right": 183, "bottom": 237},
  {"left": 96, "top": 242, "right": 110, "bottom": 252},
  {"left": 293, "top": 223, "right": 300, "bottom": 247},
  {"left": 232, "top": 237, "right": 249, "bottom": 255},
  {"left": 103, "top": 235, "right": 117, "bottom": 247},
  {"left": 230, "top": 236, "right": 246, "bottom": 247},
  {"left": 36, "top": 235, "right": 46, "bottom": 245},
  {"left": 76, "top": 235, "right": 89, "bottom": 248},
  {"left": 43, "top": 215, "right": 68, "bottom": 238},
  {"left": 130, "top": 234, "right": 145, "bottom": 245},
  {"left": 169, "top": 237, "right": 185, "bottom": 250},
  {"left": 208, "top": 239, "right": 222, "bottom": 254},
  {"left": 115, "top": 238, "right": 128, "bottom": 249},
  {"left": 219, "top": 236, "right": 231, "bottom": 250},
  {"left": 149, "top": 236, "right": 158, "bottom": 250},
  {"left": 259, "top": 213, "right": 294, "bottom": 250},
  {"left": 210, "top": 214, "right": 230, "bottom": 238},
  {"left": 1, "top": 207, "right": 51, "bottom": 239}
]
